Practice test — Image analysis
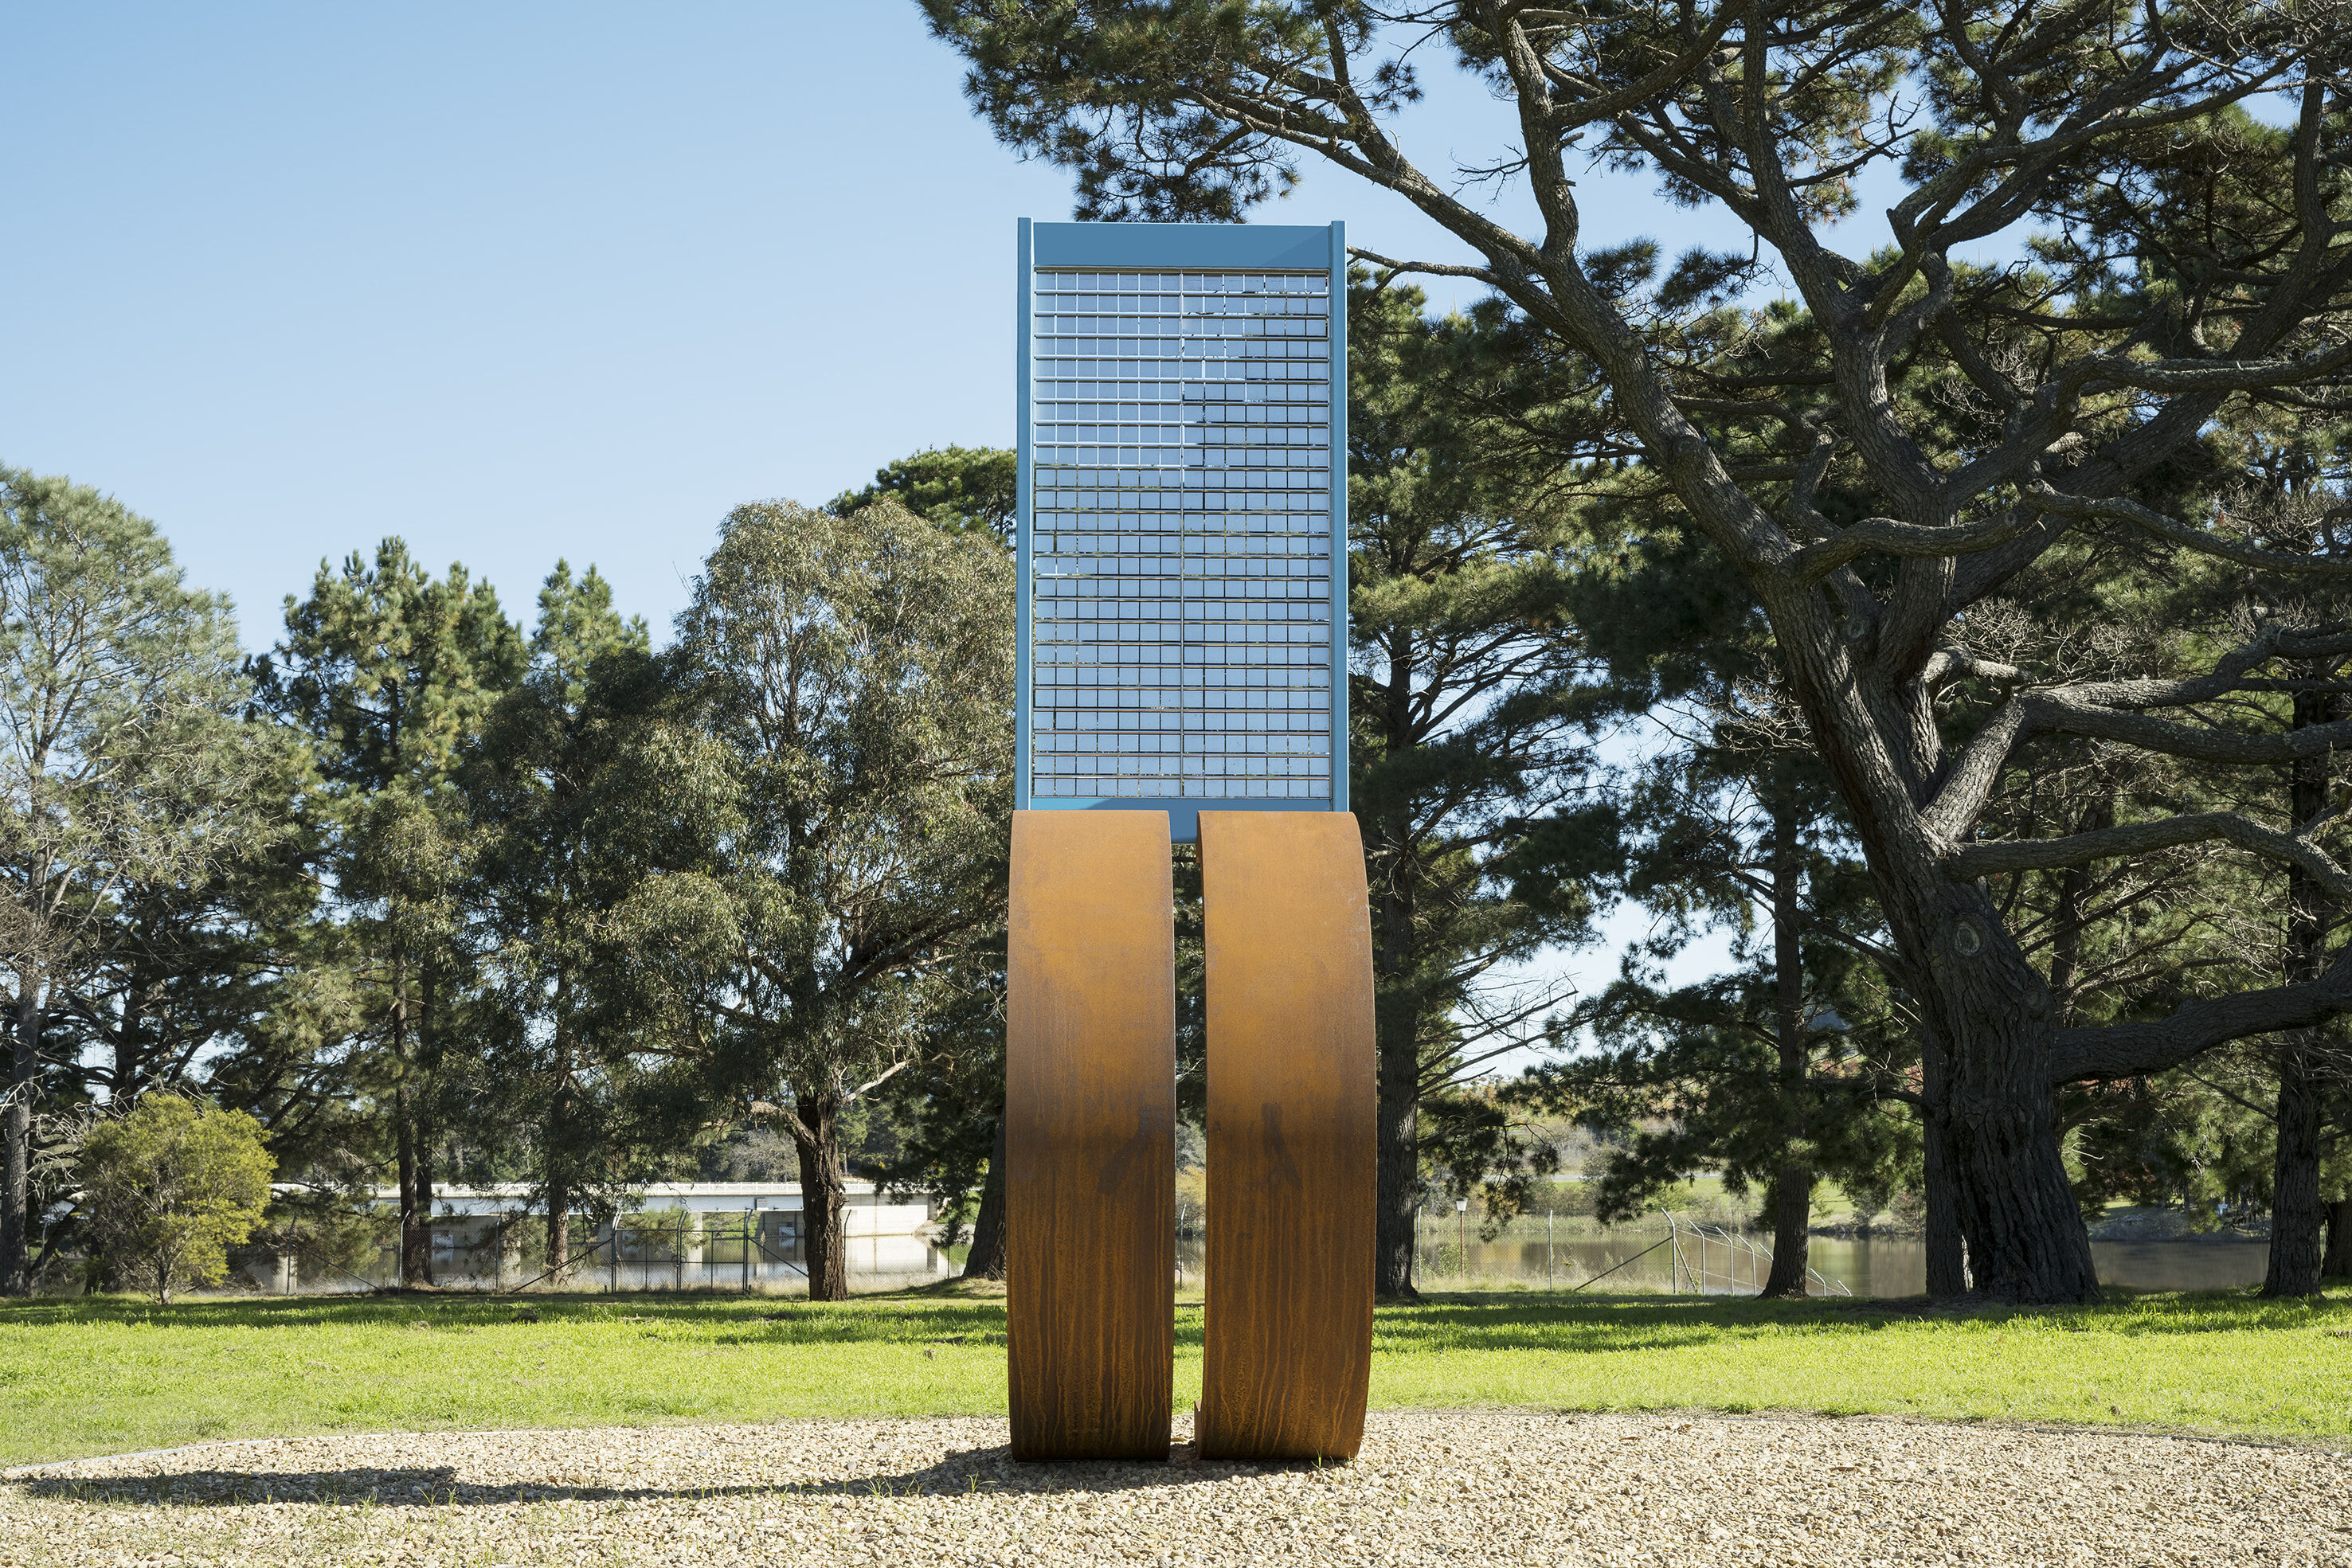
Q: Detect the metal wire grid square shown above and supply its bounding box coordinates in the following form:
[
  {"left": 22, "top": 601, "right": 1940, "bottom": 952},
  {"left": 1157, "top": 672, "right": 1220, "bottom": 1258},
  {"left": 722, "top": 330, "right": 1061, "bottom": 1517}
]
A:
[{"left": 1027, "top": 268, "right": 1336, "bottom": 800}]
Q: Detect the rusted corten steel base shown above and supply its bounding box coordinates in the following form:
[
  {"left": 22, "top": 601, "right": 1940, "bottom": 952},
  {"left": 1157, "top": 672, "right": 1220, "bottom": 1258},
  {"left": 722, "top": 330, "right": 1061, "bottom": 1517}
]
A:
[
  {"left": 1196, "top": 811, "right": 1378, "bottom": 1462},
  {"left": 1004, "top": 810, "right": 1176, "bottom": 1461}
]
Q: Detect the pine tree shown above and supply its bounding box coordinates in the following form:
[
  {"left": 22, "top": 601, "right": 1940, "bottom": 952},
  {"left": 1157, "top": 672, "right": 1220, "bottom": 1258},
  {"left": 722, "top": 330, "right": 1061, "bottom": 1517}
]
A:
[
  {"left": 1345, "top": 278, "right": 1630, "bottom": 1294},
  {"left": 256, "top": 540, "right": 522, "bottom": 1286},
  {"left": 463, "top": 562, "right": 659, "bottom": 1281},
  {"left": 926, "top": 0, "right": 2352, "bottom": 1305}
]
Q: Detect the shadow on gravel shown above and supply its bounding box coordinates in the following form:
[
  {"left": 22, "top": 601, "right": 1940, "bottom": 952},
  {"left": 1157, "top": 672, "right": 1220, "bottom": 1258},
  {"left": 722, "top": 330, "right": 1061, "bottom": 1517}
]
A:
[{"left": 18, "top": 1447, "right": 1275, "bottom": 1508}]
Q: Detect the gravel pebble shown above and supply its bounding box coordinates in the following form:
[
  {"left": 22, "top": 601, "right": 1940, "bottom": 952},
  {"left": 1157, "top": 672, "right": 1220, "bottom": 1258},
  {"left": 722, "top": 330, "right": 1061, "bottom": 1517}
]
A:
[{"left": 2, "top": 1410, "right": 2346, "bottom": 1566}]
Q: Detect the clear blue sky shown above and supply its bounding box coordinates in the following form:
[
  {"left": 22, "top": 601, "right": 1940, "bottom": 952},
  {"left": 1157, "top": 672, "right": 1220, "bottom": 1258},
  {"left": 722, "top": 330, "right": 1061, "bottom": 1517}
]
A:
[
  {"left": 7, "top": 3, "right": 1865, "bottom": 652},
  {"left": 15, "top": 4, "right": 1910, "bottom": 1042}
]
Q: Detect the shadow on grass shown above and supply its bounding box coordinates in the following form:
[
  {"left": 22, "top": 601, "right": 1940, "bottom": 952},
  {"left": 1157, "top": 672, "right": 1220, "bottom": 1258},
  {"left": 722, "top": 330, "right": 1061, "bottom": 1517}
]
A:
[
  {"left": 1373, "top": 1287, "right": 2351, "bottom": 1351},
  {"left": 18, "top": 1445, "right": 1263, "bottom": 1508},
  {"left": 4, "top": 1283, "right": 2336, "bottom": 1352}
]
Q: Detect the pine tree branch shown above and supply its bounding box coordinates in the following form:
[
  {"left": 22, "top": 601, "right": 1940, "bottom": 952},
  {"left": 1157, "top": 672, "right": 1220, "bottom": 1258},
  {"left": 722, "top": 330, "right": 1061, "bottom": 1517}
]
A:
[{"left": 1950, "top": 812, "right": 2352, "bottom": 905}]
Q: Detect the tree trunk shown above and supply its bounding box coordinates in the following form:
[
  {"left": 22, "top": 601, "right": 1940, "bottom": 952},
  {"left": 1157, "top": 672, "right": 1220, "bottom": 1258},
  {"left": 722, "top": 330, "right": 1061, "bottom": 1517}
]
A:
[
  {"left": 112, "top": 983, "right": 144, "bottom": 1109},
  {"left": 2323, "top": 1198, "right": 2352, "bottom": 1281},
  {"left": 2263, "top": 684, "right": 2335, "bottom": 1299},
  {"left": 1369, "top": 835, "right": 1423, "bottom": 1300},
  {"left": 414, "top": 1107, "right": 436, "bottom": 1287},
  {"left": 792, "top": 1090, "right": 850, "bottom": 1301},
  {"left": 1372, "top": 995, "right": 1420, "bottom": 1299},
  {"left": 962, "top": 1116, "right": 1008, "bottom": 1281},
  {"left": 546, "top": 1007, "right": 574, "bottom": 1282},
  {"left": 415, "top": 970, "right": 438, "bottom": 1287},
  {"left": 1914, "top": 886, "right": 2098, "bottom": 1304},
  {"left": 1943, "top": 1054, "right": 2097, "bottom": 1303},
  {"left": 1761, "top": 788, "right": 1812, "bottom": 1299},
  {"left": 546, "top": 1175, "right": 571, "bottom": 1282},
  {"left": 1920, "top": 1022, "right": 1968, "bottom": 1296},
  {"left": 2263, "top": 1043, "right": 2327, "bottom": 1297},
  {"left": 1, "top": 980, "right": 38, "bottom": 1296},
  {"left": 395, "top": 1086, "right": 426, "bottom": 1288},
  {"left": 1758, "top": 577, "right": 2094, "bottom": 1303}
]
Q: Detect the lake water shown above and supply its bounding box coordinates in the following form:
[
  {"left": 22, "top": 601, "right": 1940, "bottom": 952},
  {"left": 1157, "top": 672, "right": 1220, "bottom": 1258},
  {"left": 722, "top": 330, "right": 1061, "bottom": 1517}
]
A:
[{"left": 1372, "top": 1231, "right": 2276, "bottom": 1296}]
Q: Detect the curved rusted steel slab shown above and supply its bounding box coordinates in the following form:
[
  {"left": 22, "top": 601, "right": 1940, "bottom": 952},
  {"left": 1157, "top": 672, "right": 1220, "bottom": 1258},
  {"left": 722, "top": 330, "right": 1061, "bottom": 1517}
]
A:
[
  {"left": 1196, "top": 810, "right": 1376, "bottom": 1461},
  {"left": 1006, "top": 809, "right": 1176, "bottom": 1461}
]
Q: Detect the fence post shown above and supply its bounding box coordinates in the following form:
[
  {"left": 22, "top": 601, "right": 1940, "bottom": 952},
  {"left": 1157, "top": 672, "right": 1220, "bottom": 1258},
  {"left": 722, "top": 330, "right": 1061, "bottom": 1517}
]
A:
[
  {"left": 742, "top": 1213, "right": 752, "bottom": 1292},
  {"left": 1547, "top": 1210, "right": 1555, "bottom": 1291},
  {"left": 609, "top": 1226, "right": 617, "bottom": 1294}
]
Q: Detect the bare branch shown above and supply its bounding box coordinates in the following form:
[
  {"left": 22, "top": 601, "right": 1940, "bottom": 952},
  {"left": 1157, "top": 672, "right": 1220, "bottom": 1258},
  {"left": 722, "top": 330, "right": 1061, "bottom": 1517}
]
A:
[
  {"left": 1951, "top": 811, "right": 2352, "bottom": 905},
  {"left": 2052, "top": 948, "right": 2352, "bottom": 1083},
  {"left": 1784, "top": 510, "right": 2034, "bottom": 583},
  {"left": 2024, "top": 488, "right": 2352, "bottom": 578}
]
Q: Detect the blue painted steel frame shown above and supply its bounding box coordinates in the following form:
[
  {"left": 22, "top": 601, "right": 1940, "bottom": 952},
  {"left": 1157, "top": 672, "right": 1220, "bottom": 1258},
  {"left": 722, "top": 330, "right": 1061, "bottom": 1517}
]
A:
[{"left": 1014, "top": 219, "right": 1349, "bottom": 844}]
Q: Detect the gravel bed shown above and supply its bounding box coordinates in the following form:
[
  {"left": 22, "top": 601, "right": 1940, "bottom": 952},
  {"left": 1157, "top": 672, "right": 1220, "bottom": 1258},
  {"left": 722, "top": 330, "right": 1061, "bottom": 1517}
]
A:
[{"left": 2, "top": 1410, "right": 2346, "bottom": 1566}]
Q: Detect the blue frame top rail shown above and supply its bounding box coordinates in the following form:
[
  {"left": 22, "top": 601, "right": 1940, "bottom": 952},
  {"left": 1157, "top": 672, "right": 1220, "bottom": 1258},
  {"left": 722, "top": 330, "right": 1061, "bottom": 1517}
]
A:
[
  {"left": 1032, "top": 221, "right": 1340, "bottom": 272},
  {"left": 1015, "top": 218, "right": 1349, "bottom": 843}
]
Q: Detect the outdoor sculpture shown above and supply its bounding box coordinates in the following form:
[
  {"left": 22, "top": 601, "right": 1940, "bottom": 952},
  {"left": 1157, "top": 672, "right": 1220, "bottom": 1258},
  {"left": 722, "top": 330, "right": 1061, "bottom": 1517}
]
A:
[
  {"left": 1004, "top": 220, "right": 1373, "bottom": 1462},
  {"left": 1195, "top": 809, "right": 1375, "bottom": 1460},
  {"left": 1004, "top": 809, "right": 1176, "bottom": 1461}
]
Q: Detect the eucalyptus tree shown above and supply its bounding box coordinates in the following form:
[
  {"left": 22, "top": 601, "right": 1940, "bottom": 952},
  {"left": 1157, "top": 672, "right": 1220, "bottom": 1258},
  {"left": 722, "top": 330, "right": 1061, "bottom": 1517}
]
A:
[
  {"left": 464, "top": 562, "right": 659, "bottom": 1278},
  {"left": 830, "top": 448, "right": 1020, "bottom": 1278},
  {"left": 0, "top": 469, "right": 280, "bottom": 1294},
  {"left": 830, "top": 447, "right": 1020, "bottom": 548},
  {"left": 867, "top": 941, "right": 1010, "bottom": 1280},
  {"left": 640, "top": 498, "right": 1013, "bottom": 1300},
  {"left": 926, "top": 1, "right": 2352, "bottom": 1301},
  {"left": 256, "top": 541, "right": 522, "bottom": 1286}
]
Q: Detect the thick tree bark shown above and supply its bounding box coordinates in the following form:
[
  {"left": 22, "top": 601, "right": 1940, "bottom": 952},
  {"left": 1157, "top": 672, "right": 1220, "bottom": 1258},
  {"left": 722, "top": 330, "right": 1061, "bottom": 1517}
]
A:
[
  {"left": 2323, "top": 1198, "right": 2352, "bottom": 1281},
  {"left": 1854, "top": 836, "right": 2092, "bottom": 1301},
  {"left": 792, "top": 1089, "right": 851, "bottom": 1301},
  {"left": 2264, "top": 684, "right": 2336, "bottom": 1298},
  {"left": 0, "top": 981, "right": 37, "bottom": 1296},
  {"left": 1926, "top": 895, "right": 2099, "bottom": 1303},
  {"left": 1761, "top": 791, "right": 1813, "bottom": 1298},
  {"left": 2264, "top": 1045, "right": 2327, "bottom": 1297},
  {"left": 1919, "top": 1023, "right": 1969, "bottom": 1296},
  {"left": 963, "top": 1116, "right": 1008, "bottom": 1281}
]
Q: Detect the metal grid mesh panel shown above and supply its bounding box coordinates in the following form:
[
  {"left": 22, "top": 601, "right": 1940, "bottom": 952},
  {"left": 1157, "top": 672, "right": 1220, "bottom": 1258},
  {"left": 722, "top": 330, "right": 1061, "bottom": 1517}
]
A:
[{"left": 1027, "top": 268, "right": 1335, "bottom": 800}]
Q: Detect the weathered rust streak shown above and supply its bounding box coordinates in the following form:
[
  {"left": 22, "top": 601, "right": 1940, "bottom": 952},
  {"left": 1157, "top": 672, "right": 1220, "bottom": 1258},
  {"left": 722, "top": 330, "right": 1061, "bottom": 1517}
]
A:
[
  {"left": 1005, "top": 810, "right": 1176, "bottom": 1460},
  {"left": 1198, "top": 811, "right": 1377, "bottom": 1461}
]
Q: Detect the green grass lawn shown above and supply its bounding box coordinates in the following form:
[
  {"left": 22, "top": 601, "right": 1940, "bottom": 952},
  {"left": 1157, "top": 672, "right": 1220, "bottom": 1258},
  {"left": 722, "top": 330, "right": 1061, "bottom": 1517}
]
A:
[{"left": 1, "top": 1284, "right": 2345, "bottom": 1468}]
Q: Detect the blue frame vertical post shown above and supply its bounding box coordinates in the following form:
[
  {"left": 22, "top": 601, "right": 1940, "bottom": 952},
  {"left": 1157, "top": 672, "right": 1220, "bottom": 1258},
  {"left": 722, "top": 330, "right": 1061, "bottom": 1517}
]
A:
[
  {"left": 1326, "top": 219, "right": 1348, "bottom": 815},
  {"left": 1014, "top": 217, "right": 1035, "bottom": 815}
]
